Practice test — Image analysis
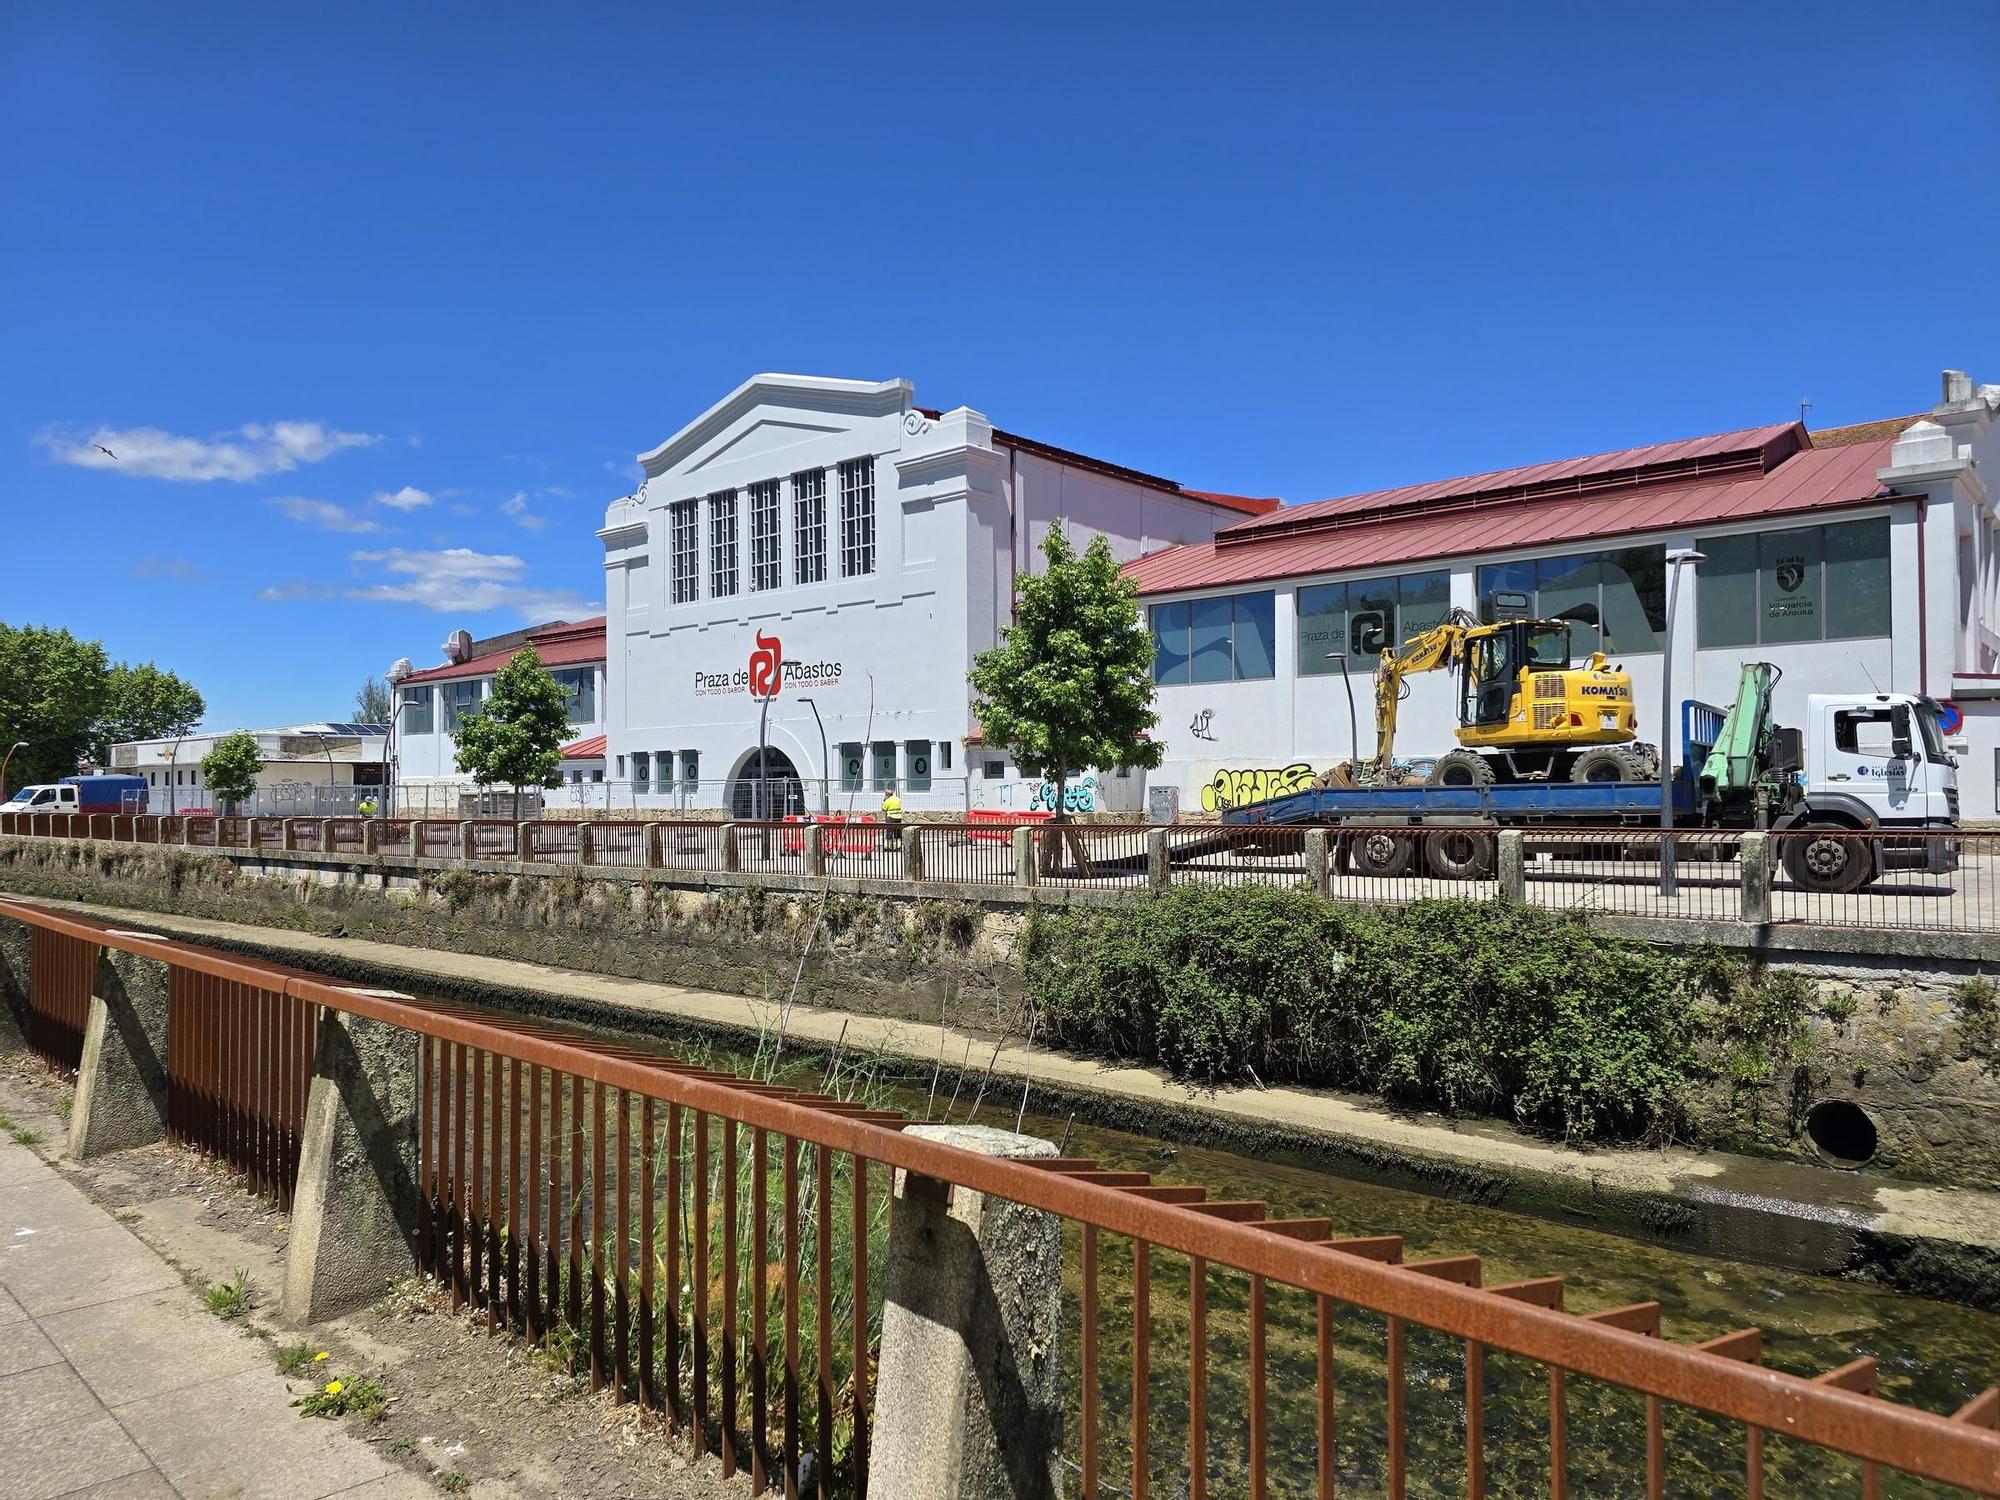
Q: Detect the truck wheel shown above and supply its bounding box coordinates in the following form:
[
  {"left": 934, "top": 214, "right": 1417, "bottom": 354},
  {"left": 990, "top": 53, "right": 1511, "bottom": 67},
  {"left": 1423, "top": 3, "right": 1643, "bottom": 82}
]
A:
[
  {"left": 1569, "top": 745, "right": 1655, "bottom": 783},
  {"left": 1430, "top": 751, "right": 1494, "bottom": 786},
  {"left": 1345, "top": 829, "right": 1414, "bottom": 879},
  {"left": 1781, "top": 827, "right": 1875, "bottom": 895},
  {"left": 1424, "top": 828, "right": 1496, "bottom": 880}
]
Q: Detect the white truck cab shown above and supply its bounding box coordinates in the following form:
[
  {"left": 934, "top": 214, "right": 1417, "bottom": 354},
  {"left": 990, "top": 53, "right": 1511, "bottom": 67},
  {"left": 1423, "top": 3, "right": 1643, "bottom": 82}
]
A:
[
  {"left": 0, "top": 783, "right": 78, "bottom": 814},
  {"left": 1798, "top": 693, "right": 1959, "bottom": 829}
]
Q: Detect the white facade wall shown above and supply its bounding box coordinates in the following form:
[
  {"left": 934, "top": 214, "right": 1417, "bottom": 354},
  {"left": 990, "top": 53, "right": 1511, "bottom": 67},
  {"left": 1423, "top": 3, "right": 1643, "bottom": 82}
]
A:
[
  {"left": 604, "top": 376, "right": 1238, "bottom": 815},
  {"left": 391, "top": 664, "right": 607, "bottom": 789}
]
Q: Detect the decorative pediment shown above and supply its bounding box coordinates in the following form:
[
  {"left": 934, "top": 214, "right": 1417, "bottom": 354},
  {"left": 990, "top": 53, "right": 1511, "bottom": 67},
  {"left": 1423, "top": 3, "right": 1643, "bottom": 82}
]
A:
[{"left": 638, "top": 374, "right": 913, "bottom": 481}]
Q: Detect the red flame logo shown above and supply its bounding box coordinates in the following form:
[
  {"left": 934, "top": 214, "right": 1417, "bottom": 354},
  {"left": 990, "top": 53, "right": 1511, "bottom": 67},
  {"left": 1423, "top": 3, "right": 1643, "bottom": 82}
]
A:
[{"left": 749, "top": 630, "right": 782, "bottom": 699}]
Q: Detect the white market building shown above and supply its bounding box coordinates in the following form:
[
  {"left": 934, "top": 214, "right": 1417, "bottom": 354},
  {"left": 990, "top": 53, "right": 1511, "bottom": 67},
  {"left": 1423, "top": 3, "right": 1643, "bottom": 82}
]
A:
[
  {"left": 1129, "top": 370, "right": 2000, "bottom": 819},
  {"left": 383, "top": 366, "right": 2000, "bottom": 823},
  {"left": 595, "top": 374, "right": 1270, "bottom": 817}
]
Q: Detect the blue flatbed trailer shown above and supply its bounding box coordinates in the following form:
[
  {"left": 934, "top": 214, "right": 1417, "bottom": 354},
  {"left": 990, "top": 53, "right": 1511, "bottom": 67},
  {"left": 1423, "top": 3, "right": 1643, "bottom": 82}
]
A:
[{"left": 1218, "top": 701, "right": 1722, "bottom": 831}]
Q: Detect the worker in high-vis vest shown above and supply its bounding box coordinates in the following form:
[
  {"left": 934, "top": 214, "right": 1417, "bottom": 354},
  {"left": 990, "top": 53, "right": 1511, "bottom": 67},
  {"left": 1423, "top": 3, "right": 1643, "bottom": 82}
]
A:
[{"left": 880, "top": 788, "right": 903, "bottom": 851}]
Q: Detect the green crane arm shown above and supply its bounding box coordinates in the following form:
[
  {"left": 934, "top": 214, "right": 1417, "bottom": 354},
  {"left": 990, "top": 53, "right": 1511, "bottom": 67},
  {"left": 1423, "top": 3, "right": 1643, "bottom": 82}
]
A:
[{"left": 1700, "top": 662, "right": 1779, "bottom": 797}]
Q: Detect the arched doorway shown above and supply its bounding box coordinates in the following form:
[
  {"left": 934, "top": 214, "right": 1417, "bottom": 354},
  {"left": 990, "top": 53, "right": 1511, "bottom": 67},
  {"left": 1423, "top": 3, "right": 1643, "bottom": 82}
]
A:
[{"left": 730, "top": 747, "right": 805, "bottom": 820}]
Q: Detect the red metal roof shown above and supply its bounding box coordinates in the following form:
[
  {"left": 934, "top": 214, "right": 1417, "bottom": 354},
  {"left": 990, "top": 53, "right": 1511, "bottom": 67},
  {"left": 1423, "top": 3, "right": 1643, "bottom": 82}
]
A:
[
  {"left": 1181, "top": 489, "right": 1284, "bottom": 517},
  {"left": 402, "top": 616, "right": 606, "bottom": 685},
  {"left": 562, "top": 733, "right": 607, "bottom": 760},
  {"left": 1126, "top": 435, "right": 1900, "bottom": 596}
]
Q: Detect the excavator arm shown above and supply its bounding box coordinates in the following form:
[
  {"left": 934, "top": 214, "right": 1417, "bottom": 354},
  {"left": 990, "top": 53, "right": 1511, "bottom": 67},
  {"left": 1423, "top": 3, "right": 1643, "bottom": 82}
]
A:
[{"left": 1369, "top": 608, "right": 1478, "bottom": 774}]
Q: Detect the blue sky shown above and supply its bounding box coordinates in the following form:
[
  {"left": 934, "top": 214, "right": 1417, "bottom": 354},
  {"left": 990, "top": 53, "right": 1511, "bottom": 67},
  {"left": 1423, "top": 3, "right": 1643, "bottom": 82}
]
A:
[{"left": 4, "top": 3, "right": 1995, "bottom": 729}]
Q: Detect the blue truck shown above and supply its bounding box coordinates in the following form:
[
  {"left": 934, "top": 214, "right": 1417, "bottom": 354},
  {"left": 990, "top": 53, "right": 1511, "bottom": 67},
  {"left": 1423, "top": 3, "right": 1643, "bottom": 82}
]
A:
[{"left": 0, "top": 774, "right": 149, "bottom": 817}]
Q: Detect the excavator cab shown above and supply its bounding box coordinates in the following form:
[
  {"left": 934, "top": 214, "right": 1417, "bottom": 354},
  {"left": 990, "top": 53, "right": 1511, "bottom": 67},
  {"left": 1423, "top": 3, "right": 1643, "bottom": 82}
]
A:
[{"left": 1462, "top": 622, "right": 1570, "bottom": 729}]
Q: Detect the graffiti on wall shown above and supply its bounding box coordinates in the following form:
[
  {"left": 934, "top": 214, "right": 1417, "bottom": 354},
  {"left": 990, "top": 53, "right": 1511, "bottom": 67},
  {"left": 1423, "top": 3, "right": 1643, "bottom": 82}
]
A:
[
  {"left": 1198, "top": 761, "right": 1316, "bottom": 814},
  {"left": 1029, "top": 775, "right": 1099, "bottom": 814}
]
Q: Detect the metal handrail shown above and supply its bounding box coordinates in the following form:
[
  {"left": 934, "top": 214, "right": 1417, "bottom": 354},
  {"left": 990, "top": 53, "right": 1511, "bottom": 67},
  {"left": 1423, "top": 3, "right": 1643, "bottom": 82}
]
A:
[{"left": 2, "top": 892, "right": 1996, "bottom": 1488}]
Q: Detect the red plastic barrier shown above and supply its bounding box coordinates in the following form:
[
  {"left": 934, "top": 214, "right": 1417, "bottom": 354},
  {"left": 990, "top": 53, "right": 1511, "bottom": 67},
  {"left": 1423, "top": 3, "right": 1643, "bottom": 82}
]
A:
[{"left": 964, "top": 808, "right": 1053, "bottom": 843}]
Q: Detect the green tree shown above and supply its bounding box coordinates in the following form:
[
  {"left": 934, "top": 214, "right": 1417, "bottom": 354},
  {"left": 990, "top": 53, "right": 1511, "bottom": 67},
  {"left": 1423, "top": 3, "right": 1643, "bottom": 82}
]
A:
[
  {"left": 94, "top": 662, "right": 205, "bottom": 765},
  {"left": 968, "top": 526, "right": 1163, "bottom": 869},
  {"left": 200, "top": 731, "right": 263, "bottom": 813},
  {"left": 353, "top": 677, "right": 392, "bottom": 724},
  {"left": 452, "top": 646, "right": 570, "bottom": 807},
  {"left": 0, "top": 623, "right": 111, "bottom": 790}
]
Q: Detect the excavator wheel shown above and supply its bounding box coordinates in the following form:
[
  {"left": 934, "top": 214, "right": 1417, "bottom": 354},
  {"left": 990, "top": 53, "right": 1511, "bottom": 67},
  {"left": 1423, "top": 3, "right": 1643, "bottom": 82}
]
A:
[
  {"left": 1568, "top": 745, "right": 1657, "bottom": 784},
  {"left": 1429, "top": 750, "right": 1495, "bottom": 787}
]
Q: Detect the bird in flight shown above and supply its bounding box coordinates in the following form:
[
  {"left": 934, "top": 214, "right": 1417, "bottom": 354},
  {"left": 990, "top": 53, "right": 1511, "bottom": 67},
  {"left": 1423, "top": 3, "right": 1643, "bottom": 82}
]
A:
[{"left": 94, "top": 444, "right": 117, "bottom": 460}]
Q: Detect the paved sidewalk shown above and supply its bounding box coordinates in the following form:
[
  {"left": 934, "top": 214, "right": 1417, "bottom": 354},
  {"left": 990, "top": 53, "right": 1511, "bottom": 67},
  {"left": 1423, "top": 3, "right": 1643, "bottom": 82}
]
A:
[{"left": 0, "top": 1135, "right": 430, "bottom": 1500}]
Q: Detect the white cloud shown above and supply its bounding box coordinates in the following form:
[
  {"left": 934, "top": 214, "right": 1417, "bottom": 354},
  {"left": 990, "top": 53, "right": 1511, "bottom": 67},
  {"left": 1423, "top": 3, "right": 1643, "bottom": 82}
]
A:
[
  {"left": 270, "top": 496, "right": 382, "bottom": 533},
  {"left": 131, "top": 557, "right": 203, "bottom": 582},
  {"left": 501, "top": 492, "right": 546, "bottom": 531},
  {"left": 374, "top": 485, "right": 433, "bottom": 512},
  {"left": 258, "top": 580, "right": 336, "bottom": 601},
  {"left": 344, "top": 547, "right": 595, "bottom": 619},
  {"left": 38, "top": 419, "right": 378, "bottom": 482}
]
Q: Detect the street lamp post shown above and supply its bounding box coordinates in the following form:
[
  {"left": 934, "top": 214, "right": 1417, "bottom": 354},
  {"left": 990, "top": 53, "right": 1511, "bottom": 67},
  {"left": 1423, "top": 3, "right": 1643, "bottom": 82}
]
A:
[
  {"left": 165, "top": 730, "right": 192, "bottom": 815},
  {"left": 1326, "top": 652, "right": 1360, "bottom": 768},
  {"left": 310, "top": 731, "right": 337, "bottom": 816},
  {"left": 1659, "top": 550, "right": 1706, "bottom": 897},
  {"left": 796, "top": 695, "right": 830, "bottom": 816},
  {"left": 0, "top": 740, "right": 26, "bottom": 800}
]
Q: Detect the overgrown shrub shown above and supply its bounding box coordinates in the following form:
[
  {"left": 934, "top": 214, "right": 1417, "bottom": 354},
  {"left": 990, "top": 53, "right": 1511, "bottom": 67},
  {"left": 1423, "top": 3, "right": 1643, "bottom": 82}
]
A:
[{"left": 1024, "top": 888, "right": 1793, "bottom": 1144}]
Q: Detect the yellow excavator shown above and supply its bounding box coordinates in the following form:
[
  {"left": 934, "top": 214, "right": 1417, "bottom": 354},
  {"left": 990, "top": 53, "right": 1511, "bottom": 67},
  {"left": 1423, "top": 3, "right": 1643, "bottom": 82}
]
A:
[{"left": 1329, "top": 607, "right": 1655, "bottom": 787}]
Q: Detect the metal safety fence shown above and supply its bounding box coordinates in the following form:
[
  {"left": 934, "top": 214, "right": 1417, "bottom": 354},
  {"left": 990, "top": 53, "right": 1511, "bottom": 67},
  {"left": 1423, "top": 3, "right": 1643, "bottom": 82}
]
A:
[
  {"left": 7, "top": 814, "right": 2000, "bottom": 938},
  {"left": 3, "top": 898, "right": 1998, "bottom": 1495}
]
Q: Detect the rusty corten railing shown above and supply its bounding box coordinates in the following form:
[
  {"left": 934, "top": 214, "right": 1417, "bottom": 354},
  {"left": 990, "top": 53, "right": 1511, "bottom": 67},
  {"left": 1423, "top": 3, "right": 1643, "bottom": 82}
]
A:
[{"left": 4, "top": 896, "right": 1998, "bottom": 1495}]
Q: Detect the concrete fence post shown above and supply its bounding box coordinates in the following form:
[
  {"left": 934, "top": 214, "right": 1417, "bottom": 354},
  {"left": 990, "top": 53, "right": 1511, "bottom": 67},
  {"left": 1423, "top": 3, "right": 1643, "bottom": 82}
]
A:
[
  {"left": 0, "top": 913, "right": 29, "bottom": 1056},
  {"left": 283, "top": 818, "right": 301, "bottom": 852},
  {"left": 867, "top": 1124, "right": 1065, "bottom": 1500},
  {"left": 721, "top": 822, "right": 741, "bottom": 873},
  {"left": 1012, "top": 826, "right": 1038, "bottom": 889},
  {"left": 903, "top": 824, "right": 926, "bottom": 883},
  {"left": 69, "top": 941, "right": 173, "bottom": 1160},
  {"left": 644, "top": 822, "right": 664, "bottom": 870},
  {"left": 1146, "top": 826, "right": 1171, "bottom": 891},
  {"left": 458, "top": 821, "right": 476, "bottom": 861},
  {"left": 806, "top": 823, "right": 826, "bottom": 878},
  {"left": 364, "top": 818, "right": 383, "bottom": 856},
  {"left": 578, "top": 821, "right": 597, "bottom": 867},
  {"left": 282, "top": 1003, "right": 422, "bottom": 1323},
  {"left": 1305, "top": 827, "right": 1331, "bottom": 898},
  {"left": 1739, "top": 831, "right": 1773, "bottom": 925},
  {"left": 1498, "top": 830, "right": 1526, "bottom": 903},
  {"left": 513, "top": 821, "right": 531, "bottom": 861}
]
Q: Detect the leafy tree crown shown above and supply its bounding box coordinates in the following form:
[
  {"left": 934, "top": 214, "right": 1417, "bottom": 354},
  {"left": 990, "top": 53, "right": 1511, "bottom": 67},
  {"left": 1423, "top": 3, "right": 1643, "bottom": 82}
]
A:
[
  {"left": 95, "top": 662, "right": 204, "bottom": 765},
  {"left": 199, "top": 731, "right": 263, "bottom": 807},
  {"left": 452, "top": 646, "right": 571, "bottom": 792},
  {"left": 968, "top": 526, "right": 1162, "bottom": 792}
]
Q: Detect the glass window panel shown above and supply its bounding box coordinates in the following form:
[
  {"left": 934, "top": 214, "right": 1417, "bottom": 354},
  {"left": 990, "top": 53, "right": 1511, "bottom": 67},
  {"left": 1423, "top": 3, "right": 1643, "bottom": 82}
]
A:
[
  {"left": 1397, "top": 571, "right": 1453, "bottom": 642},
  {"left": 1761, "top": 528, "right": 1823, "bottom": 643},
  {"left": 1233, "top": 592, "right": 1276, "bottom": 679},
  {"left": 632, "top": 751, "right": 650, "bottom": 793},
  {"left": 871, "top": 741, "right": 897, "bottom": 790},
  {"left": 905, "top": 740, "right": 932, "bottom": 791},
  {"left": 1825, "top": 519, "right": 1892, "bottom": 639},
  {"left": 1696, "top": 533, "right": 1759, "bottom": 648},
  {"left": 1345, "top": 580, "right": 1396, "bottom": 666},
  {"left": 1536, "top": 554, "right": 1602, "bottom": 644},
  {"left": 838, "top": 743, "right": 864, "bottom": 792},
  {"left": 1478, "top": 561, "right": 1538, "bottom": 620},
  {"left": 1151, "top": 602, "right": 1190, "bottom": 685},
  {"left": 1296, "top": 583, "right": 1345, "bottom": 676},
  {"left": 400, "top": 687, "right": 433, "bottom": 736},
  {"left": 1599, "top": 545, "right": 1665, "bottom": 654},
  {"left": 1188, "top": 597, "right": 1233, "bottom": 683},
  {"left": 681, "top": 750, "right": 698, "bottom": 789}
]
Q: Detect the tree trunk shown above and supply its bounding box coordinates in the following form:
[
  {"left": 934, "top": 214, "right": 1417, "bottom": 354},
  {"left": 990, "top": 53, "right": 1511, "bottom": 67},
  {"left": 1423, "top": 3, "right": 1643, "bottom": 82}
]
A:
[{"left": 1037, "top": 770, "right": 1096, "bottom": 879}]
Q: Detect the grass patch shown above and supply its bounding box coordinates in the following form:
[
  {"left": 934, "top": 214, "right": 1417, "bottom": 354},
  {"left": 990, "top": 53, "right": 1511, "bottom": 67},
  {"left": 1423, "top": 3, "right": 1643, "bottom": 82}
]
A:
[
  {"left": 201, "top": 1268, "right": 254, "bottom": 1320},
  {"left": 387, "top": 1435, "right": 415, "bottom": 1456},
  {"left": 8, "top": 1126, "right": 44, "bottom": 1146},
  {"left": 274, "top": 1340, "right": 322, "bottom": 1376},
  {"left": 433, "top": 1470, "right": 469, "bottom": 1493}
]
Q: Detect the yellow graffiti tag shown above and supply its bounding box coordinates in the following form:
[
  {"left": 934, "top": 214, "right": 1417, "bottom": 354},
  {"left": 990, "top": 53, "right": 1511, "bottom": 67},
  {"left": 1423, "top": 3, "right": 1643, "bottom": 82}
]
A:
[{"left": 1199, "top": 762, "right": 1316, "bottom": 813}]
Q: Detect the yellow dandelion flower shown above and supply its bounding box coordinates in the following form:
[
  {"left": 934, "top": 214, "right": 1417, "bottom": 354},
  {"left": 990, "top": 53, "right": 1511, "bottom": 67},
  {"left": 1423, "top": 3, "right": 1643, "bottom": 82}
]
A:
[
  {"left": 314, "top": 1351, "right": 329, "bottom": 1362},
  {"left": 324, "top": 1380, "right": 344, "bottom": 1396}
]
